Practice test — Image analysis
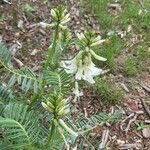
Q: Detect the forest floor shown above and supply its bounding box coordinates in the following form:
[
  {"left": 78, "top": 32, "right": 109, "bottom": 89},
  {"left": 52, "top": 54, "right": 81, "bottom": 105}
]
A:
[{"left": 0, "top": 0, "right": 150, "bottom": 149}]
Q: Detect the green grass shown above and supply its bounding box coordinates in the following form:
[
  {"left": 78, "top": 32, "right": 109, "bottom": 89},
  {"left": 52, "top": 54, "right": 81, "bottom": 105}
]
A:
[
  {"left": 81, "top": 0, "right": 112, "bottom": 30},
  {"left": 117, "top": 0, "right": 150, "bottom": 30},
  {"left": 135, "top": 121, "right": 149, "bottom": 131},
  {"left": 94, "top": 77, "right": 124, "bottom": 104},
  {"left": 22, "top": 3, "right": 35, "bottom": 15},
  {"left": 135, "top": 44, "right": 150, "bottom": 61},
  {"left": 94, "top": 34, "right": 123, "bottom": 72},
  {"left": 123, "top": 57, "right": 138, "bottom": 76},
  {"left": 0, "top": 15, "right": 5, "bottom": 22},
  {"left": 82, "top": 0, "right": 150, "bottom": 76}
]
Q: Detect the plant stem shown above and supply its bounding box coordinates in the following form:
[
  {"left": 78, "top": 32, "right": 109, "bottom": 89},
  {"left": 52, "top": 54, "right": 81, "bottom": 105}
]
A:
[
  {"left": 47, "top": 119, "right": 56, "bottom": 145},
  {"left": 45, "top": 25, "right": 59, "bottom": 68}
]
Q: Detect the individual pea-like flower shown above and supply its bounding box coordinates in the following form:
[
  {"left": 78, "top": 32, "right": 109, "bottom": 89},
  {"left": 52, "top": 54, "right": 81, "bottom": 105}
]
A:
[
  {"left": 41, "top": 94, "right": 70, "bottom": 117},
  {"left": 50, "top": 5, "right": 70, "bottom": 30},
  {"left": 81, "top": 54, "right": 103, "bottom": 83},
  {"left": 72, "top": 81, "right": 83, "bottom": 98},
  {"left": 89, "top": 48, "right": 107, "bottom": 61},
  {"left": 61, "top": 51, "right": 83, "bottom": 75}
]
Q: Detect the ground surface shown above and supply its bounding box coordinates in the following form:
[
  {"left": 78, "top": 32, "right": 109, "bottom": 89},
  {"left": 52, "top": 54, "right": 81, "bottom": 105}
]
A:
[{"left": 0, "top": 0, "right": 150, "bottom": 149}]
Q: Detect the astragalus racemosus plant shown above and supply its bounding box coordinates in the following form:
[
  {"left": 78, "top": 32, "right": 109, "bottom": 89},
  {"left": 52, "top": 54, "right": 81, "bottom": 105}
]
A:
[
  {"left": 0, "top": 5, "right": 122, "bottom": 150},
  {"left": 62, "top": 31, "right": 107, "bottom": 84}
]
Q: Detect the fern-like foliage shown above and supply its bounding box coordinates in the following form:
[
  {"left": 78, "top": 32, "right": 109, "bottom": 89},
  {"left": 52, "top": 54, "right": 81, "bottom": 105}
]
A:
[
  {"left": 64, "top": 109, "right": 123, "bottom": 149},
  {"left": 0, "top": 102, "right": 47, "bottom": 149},
  {"left": 0, "top": 42, "right": 11, "bottom": 65},
  {"left": 7, "top": 67, "right": 41, "bottom": 93},
  {"left": 0, "top": 42, "right": 41, "bottom": 93},
  {"left": 43, "top": 69, "right": 71, "bottom": 94},
  {"left": 0, "top": 82, "right": 14, "bottom": 101}
]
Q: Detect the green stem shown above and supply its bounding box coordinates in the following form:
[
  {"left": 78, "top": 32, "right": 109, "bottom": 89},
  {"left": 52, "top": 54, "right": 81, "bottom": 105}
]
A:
[
  {"left": 46, "top": 25, "right": 59, "bottom": 68},
  {"left": 47, "top": 119, "right": 56, "bottom": 145}
]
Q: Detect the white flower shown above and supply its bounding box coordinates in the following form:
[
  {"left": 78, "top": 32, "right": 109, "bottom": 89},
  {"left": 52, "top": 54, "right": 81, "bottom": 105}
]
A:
[
  {"left": 72, "top": 81, "right": 83, "bottom": 97},
  {"left": 75, "top": 60, "right": 84, "bottom": 80},
  {"left": 90, "top": 50, "right": 107, "bottom": 61},
  {"left": 61, "top": 51, "right": 83, "bottom": 74},
  {"left": 82, "top": 55, "right": 102, "bottom": 84},
  {"left": 62, "top": 52, "right": 103, "bottom": 84}
]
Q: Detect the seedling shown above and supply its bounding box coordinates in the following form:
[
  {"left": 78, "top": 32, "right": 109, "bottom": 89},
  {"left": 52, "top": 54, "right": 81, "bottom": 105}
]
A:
[{"left": 135, "top": 121, "right": 149, "bottom": 131}]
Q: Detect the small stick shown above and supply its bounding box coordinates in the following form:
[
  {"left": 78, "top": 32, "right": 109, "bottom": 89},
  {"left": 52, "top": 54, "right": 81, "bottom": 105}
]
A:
[
  {"left": 141, "top": 98, "right": 150, "bottom": 117},
  {"left": 124, "top": 114, "right": 137, "bottom": 134},
  {"left": 98, "top": 130, "right": 109, "bottom": 150},
  {"left": 141, "top": 84, "right": 150, "bottom": 93}
]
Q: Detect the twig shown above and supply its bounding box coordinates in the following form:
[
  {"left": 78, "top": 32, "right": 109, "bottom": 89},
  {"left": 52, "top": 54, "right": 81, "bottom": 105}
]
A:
[
  {"left": 139, "top": 0, "right": 144, "bottom": 9},
  {"left": 2, "top": 0, "right": 12, "bottom": 4},
  {"left": 13, "top": 57, "right": 24, "bottom": 67},
  {"left": 120, "top": 83, "right": 129, "bottom": 92},
  {"left": 119, "top": 143, "right": 142, "bottom": 150},
  {"left": 140, "top": 98, "right": 150, "bottom": 117},
  {"left": 120, "top": 113, "right": 137, "bottom": 134},
  {"left": 83, "top": 107, "right": 88, "bottom": 117},
  {"left": 121, "top": 113, "right": 134, "bottom": 124},
  {"left": 140, "top": 84, "right": 150, "bottom": 93},
  {"left": 98, "top": 130, "right": 109, "bottom": 150},
  {"left": 124, "top": 114, "right": 137, "bottom": 134}
]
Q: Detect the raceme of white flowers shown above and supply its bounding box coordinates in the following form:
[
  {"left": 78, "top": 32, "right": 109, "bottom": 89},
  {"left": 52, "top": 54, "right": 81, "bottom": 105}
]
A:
[
  {"left": 39, "top": 6, "right": 70, "bottom": 30},
  {"left": 62, "top": 32, "right": 107, "bottom": 84}
]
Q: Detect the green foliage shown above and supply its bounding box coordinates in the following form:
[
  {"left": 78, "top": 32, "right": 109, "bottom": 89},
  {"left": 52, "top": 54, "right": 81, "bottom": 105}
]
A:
[
  {"left": 43, "top": 70, "right": 71, "bottom": 94},
  {"left": 0, "top": 42, "right": 11, "bottom": 65},
  {"left": 123, "top": 57, "right": 138, "bottom": 76},
  {"left": 135, "top": 121, "right": 149, "bottom": 131},
  {"left": 135, "top": 45, "right": 150, "bottom": 61},
  {"left": 8, "top": 67, "right": 41, "bottom": 93},
  {"left": 82, "top": 0, "right": 112, "bottom": 29},
  {"left": 65, "top": 109, "right": 123, "bottom": 149},
  {"left": 0, "top": 102, "right": 47, "bottom": 149},
  {"left": 95, "top": 34, "right": 123, "bottom": 71},
  {"left": 117, "top": 0, "right": 150, "bottom": 29},
  {"left": 23, "top": 4, "right": 35, "bottom": 15},
  {"left": 0, "top": 82, "right": 14, "bottom": 101},
  {"left": 94, "top": 77, "right": 124, "bottom": 104},
  {"left": 0, "top": 42, "right": 42, "bottom": 93},
  {"left": 0, "top": 15, "right": 5, "bottom": 22}
]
